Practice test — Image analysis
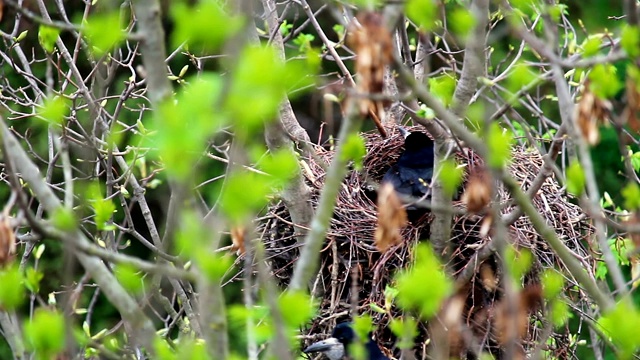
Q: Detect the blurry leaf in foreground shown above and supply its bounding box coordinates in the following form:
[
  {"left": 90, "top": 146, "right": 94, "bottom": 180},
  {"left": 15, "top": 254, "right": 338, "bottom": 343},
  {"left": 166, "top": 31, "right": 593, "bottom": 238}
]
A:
[
  {"left": 24, "top": 308, "right": 66, "bottom": 359},
  {"left": 598, "top": 301, "right": 640, "bottom": 359},
  {"left": 395, "top": 244, "right": 452, "bottom": 318},
  {"left": 83, "top": 12, "right": 125, "bottom": 56}
]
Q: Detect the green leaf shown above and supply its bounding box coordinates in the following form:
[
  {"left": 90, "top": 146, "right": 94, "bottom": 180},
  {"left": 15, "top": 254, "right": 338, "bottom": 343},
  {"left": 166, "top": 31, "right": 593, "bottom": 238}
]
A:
[
  {"left": 39, "top": 96, "right": 69, "bottom": 125},
  {"left": 428, "top": 73, "right": 456, "bottom": 107},
  {"left": 566, "top": 161, "right": 585, "bottom": 196},
  {"left": 486, "top": 123, "right": 513, "bottom": 168},
  {"left": 395, "top": 244, "right": 452, "bottom": 318},
  {"left": 437, "top": 159, "right": 464, "bottom": 197},
  {"left": 622, "top": 182, "right": 640, "bottom": 211},
  {"left": 226, "top": 46, "right": 316, "bottom": 139},
  {"left": 406, "top": 0, "right": 438, "bottom": 30},
  {"left": 389, "top": 317, "right": 418, "bottom": 350},
  {"left": 174, "top": 337, "right": 209, "bottom": 360},
  {"left": 370, "top": 303, "right": 386, "bottom": 314},
  {"left": 51, "top": 207, "right": 78, "bottom": 231},
  {"left": 621, "top": 25, "right": 640, "bottom": 58},
  {"left": 581, "top": 37, "right": 601, "bottom": 57},
  {"left": 196, "top": 251, "right": 234, "bottom": 282},
  {"left": 504, "top": 245, "right": 533, "bottom": 280},
  {"left": 154, "top": 337, "right": 176, "bottom": 360},
  {"left": 506, "top": 63, "right": 538, "bottom": 95},
  {"left": 550, "top": 298, "right": 570, "bottom": 328},
  {"left": 595, "top": 261, "right": 608, "bottom": 280},
  {"left": 629, "top": 148, "right": 640, "bottom": 172},
  {"left": 279, "top": 20, "right": 293, "bottom": 37},
  {"left": 154, "top": 74, "right": 225, "bottom": 179},
  {"left": 541, "top": 269, "right": 564, "bottom": 299},
  {"left": 175, "top": 210, "right": 205, "bottom": 257},
  {"left": 0, "top": 266, "right": 25, "bottom": 310},
  {"left": 293, "top": 33, "right": 315, "bottom": 52},
  {"left": 510, "top": 0, "right": 539, "bottom": 19},
  {"left": 588, "top": 64, "right": 623, "bottom": 99},
  {"left": 219, "top": 170, "right": 271, "bottom": 223},
  {"left": 38, "top": 25, "right": 60, "bottom": 53},
  {"left": 547, "top": 3, "right": 568, "bottom": 22},
  {"left": 24, "top": 309, "right": 66, "bottom": 359},
  {"left": 449, "top": 8, "right": 475, "bottom": 41},
  {"left": 598, "top": 301, "right": 640, "bottom": 359},
  {"left": 24, "top": 267, "right": 44, "bottom": 294},
  {"left": 114, "top": 264, "right": 145, "bottom": 295},
  {"left": 340, "top": 134, "right": 366, "bottom": 171},
  {"left": 465, "top": 100, "right": 485, "bottom": 132},
  {"left": 84, "top": 12, "right": 125, "bottom": 56},
  {"left": 278, "top": 291, "right": 316, "bottom": 328},
  {"left": 333, "top": 24, "right": 345, "bottom": 39},
  {"left": 87, "top": 183, "right": 116, "bottom": 231},
  {"left": 255, "top": 148, "right": 299, "bottom": 186},
  {"left": 170, "top": 1, "right": 242, "bottom": 53}
]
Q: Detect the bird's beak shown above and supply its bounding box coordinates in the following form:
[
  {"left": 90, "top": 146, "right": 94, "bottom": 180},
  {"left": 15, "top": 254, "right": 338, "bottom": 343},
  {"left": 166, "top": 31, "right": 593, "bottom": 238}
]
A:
[
  {"left": 303, "top": 337, "right": 341, "bottom": 353},
  {"left": 397, "top": 126, "right": 410, "bottom": 138}
]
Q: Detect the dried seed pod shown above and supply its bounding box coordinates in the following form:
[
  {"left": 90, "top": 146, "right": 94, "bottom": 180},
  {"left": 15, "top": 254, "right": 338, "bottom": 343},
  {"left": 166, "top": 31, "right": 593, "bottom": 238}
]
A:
[
  {"left": 479, "top": 262, "right": 498, "bottom": 292},
  {"left": 574, "top": 84, "right": 612, "bottom": 145},
  {"left": 374, "top": 182, "right": 407, "bottom": 253},
  {"left": 624, "top": 76, "right": 640, "bottom": 133},
  {"left": 230, "top": 226, "right": 246, "bottom": 256},
  {"left": 347, "top": 11, "right": 393, "bottom": 136},
  {"left": 627, "top": 212, "right": 640, "bottom": 288},
  {"left": 462, "top": 168, "right": 491, "bottom": 214},
  {"left": 493, "top": 285, "right": 542, "bottom": 353},
  {"left": 0, "top": 217, "right": 16, "bottom": 266}
]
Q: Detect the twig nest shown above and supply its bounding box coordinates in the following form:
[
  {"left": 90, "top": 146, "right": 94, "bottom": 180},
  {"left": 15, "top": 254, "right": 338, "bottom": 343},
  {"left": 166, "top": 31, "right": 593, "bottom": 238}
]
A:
[{"left": 256, "top": 127, "right": 594, "bottom": 358}]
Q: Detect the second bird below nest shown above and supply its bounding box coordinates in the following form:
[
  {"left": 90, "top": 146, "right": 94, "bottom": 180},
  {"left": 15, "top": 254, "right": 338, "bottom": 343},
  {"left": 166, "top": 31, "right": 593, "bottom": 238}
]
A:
[{"left": 304, "top": 322, "right": 389, "bottom": 360}]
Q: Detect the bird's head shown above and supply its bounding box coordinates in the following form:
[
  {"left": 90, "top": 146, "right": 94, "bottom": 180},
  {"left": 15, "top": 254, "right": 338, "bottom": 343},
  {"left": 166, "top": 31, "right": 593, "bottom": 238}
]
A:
[
  {"left": 404, "top": 132, "right": 433, "bottom": 152},
  {"left": 303, "top": 336, "right": 345, "bottom": 360}
]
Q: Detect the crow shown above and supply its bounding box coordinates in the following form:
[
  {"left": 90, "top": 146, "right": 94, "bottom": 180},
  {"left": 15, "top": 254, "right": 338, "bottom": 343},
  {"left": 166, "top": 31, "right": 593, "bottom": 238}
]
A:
[
  {"left": 382, "top": 128, "right": 435, "bottom": 206},
  {"left": 303, "top": 322, "right": 389, "bottom": 360}
]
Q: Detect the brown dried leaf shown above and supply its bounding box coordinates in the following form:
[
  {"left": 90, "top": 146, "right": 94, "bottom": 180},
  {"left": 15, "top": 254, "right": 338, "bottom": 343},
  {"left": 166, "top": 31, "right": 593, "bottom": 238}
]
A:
[
  {"left": 230, "top": 226, "right": 246, "bottom": 256},
  {"left": 574, "top": 86, "right": 612, "bottom": 145},
  {"left": 632, "top": 258, "right": 640, "bottom": 289},
  {"left": 0, "top": 0, "right": 4, "bottom": 23},
  {"left": 493, "top": 285, "right": 542, "bottom": 348},
  {"left": 347, "top": 11, "right": 393, "bottom": 130},
  {"left": 461, "top": 168, "right": 491, "bottom": 214},
  {"left": 479, "top": 215, "right": 493, "bottom": 238},
  {"left": 624, "top": 77, "right": 640, "bottom": 133},
  {"left": 628, "top": 211, "right": 640, "bottom": 249},
  {"left": 479, "top": 262, "right": 498, "bottom": 292},
  {"left": 374, "top": 183, "right": 407, "bottom": 253},
  {"left": 438, "top": 295, "right": 466, "bottom": 357},
  {"left": 0, "top": 217, "right": 16, "bottom": 266},
  {"left": 627, "top": 212, "right": 640, "bottom": 288}
]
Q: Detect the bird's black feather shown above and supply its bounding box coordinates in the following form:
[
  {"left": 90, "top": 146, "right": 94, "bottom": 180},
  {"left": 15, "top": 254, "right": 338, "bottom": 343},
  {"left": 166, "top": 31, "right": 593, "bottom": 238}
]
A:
[
  {"left": 382, "top": 131, "right": 435, "bottom": 202},
  {"left": 332, "top": 323, "right": 389, "bottom": 360}
]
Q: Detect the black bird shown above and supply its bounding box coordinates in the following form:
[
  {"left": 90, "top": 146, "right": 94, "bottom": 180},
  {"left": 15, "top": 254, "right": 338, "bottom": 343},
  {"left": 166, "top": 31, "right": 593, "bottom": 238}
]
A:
[
  {"left": 303, "top": 322, "right": 389, "bottom": 360},
  {"left": 382, "top": 128, "right": 435, "bottom": 204}
]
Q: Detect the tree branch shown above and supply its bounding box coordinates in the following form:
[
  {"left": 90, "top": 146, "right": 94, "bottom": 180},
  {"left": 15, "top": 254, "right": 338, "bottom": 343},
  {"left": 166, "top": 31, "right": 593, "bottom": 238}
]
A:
[
  {"left": 289, "top": 105, "right": 363, "bottom": 292},
  {"left": 0, "top": 119, "right": 157, "bottom": 350}
]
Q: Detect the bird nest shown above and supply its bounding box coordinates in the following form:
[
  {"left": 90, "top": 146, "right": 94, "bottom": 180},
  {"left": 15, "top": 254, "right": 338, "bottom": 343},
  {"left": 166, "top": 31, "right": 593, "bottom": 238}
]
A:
[{"left": 256, "top": 127, "right": 594, "bottom": 359}]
